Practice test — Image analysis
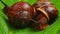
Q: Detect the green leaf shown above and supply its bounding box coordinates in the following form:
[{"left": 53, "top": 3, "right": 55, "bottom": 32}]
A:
[
  {"left": 0, "top": 0, "right": 60, "bottom": 34},
  {"left": 0, "top": 10, "right": 9, "bottom": 34}
]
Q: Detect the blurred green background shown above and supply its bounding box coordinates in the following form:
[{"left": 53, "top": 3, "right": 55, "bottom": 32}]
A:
[{"left": 0, "top": 0, "right": 60, "bottom": 34}]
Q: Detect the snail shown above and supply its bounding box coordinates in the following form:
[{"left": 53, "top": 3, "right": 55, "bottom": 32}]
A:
[
  {"left": 29, "top": 0, "right": 58, "bottom": 30},
  {"left": 0, "top": 0, "right": 36, "bottom": 28},
  {"left": 0, "top": 0, "right": 58, "bottom": 30}
]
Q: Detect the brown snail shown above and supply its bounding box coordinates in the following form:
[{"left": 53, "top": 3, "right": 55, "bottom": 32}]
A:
[
  {"left": 0, "top": 0, "right": 36, "bottom": 28},
  {"left": 0, "top": 0, "right": 58, "bottom": 30},
  {"left": 30, "top": 0, "right": 58, "bottom": 30}
]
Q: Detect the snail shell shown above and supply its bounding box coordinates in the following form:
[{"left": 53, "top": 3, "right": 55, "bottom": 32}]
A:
[
  {"left": 4, "top": 2, "right": 36, "bottom": 28},
  {"left": 31, "top": 0, "right": 58, "bottom": 30}
]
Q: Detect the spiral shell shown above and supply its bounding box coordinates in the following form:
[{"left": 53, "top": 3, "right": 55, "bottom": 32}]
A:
[{"left": 31, "top": 0, "right": 58, "bottom": 30}]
